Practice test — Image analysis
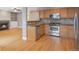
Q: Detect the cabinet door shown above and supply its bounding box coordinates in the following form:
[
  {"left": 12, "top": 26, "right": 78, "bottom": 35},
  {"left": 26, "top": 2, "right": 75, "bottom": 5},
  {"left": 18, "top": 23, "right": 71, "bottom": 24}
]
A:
[
  {"left": 60, "top": 26, "right": 67, "bottom": 38},
  {"left": 27, "top": 26, "right": 36, "bottom": 41},
  {"left": 60, "top": 25, "right": 75, "bottom": 39},
  {"left": 39, "top": 11, "right": 44, "bottom": 19},
  {"left": 44, "top": 10, "right": 50, "bottom": 18},
  {"left": 50, "top": 9, "right": 61, "bottom": 14},
  {"left": 27, "top": 11, "right": 39, "bottom": 21},
  {"left": 53, "top": 9, "right": 60, "bottom": 13},
  {"left": 40, "top": 25, "right": 43, "bottom": 36},
  {"left": 50, "top": 9, "right": 54, "bottom": 14},
  {"left": 67, "top": 8, "right": 75, "bottom": 18},
  {"left": 45, "top": 25, "right": 49, "bottom": 35},
  {"left": 40, "top": 24, "right": 45, "bottom": 36},
  {"left": 66, "top": 26, "right": 75, "bottom": 39},
  {"left": 60, "top": 8, "right": 67, "bottom": 18}
]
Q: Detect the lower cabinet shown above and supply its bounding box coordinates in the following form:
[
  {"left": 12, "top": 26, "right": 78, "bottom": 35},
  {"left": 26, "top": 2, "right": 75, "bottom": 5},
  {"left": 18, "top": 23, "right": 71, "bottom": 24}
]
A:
[
  {"left": 44, "top": 25, "right": 50, "bottom": 35},
  {"left": 27, "top": 26, "right": 36, "bottom": 41},
  {"left": 60, "top": 25, "right": 75, "bottom": 39},
  {"left": 60, "top": 25, "right": 67, "bottom": 38},
  {"left": 39, "top": 24, "right": 45, "bottom": 36},
  {"left": 27, "top": 24, "right": 45, "bottom": 41}
]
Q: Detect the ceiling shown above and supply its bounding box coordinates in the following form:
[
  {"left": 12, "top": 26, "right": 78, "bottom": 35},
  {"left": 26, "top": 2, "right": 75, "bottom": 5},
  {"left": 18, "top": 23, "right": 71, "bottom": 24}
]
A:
[
  {"left": 0, "top": 7, "right": 54, "bottom": 12},
  {"left": 0, "top": 7, "right": 22, "bottom": 12},
  {"left": 38, "top": 7, "right": 57, "bottom": 10},
  {"left": 0, "top": 7, "right": 64, "bottom": 12},
  {"left": 27, "top": 7, "right": 64, "bottom": 11},
  {"left": 27, "top": 7, "right": 53, "bottom": 11}
]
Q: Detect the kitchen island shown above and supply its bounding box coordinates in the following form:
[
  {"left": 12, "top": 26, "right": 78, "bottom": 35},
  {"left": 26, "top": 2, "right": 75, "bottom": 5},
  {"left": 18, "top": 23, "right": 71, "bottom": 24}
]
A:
[{"left": 27, "top": 21, "right": 45, "bottom": 41}]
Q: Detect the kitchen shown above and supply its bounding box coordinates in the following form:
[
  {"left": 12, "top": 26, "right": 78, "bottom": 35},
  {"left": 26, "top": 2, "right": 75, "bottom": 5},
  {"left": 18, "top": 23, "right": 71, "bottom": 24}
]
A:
[
  {"left": 26, "top": 7, "right": 79, "bottom": 51},
  {"left": 0, "top": 7, "right": 78, "bottom": 51}
]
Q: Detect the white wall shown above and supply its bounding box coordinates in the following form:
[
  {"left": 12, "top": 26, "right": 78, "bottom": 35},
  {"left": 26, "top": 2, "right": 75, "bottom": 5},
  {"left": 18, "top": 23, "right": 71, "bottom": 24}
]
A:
[
  {"left": 0, "top": 10, "right": 11, "bottom": 20},
  {"left": 0, "top": 10, "right": 20, "bottom": 29},
  {"left": 17, "top": 13, "right": 22, "bottom": 28}
]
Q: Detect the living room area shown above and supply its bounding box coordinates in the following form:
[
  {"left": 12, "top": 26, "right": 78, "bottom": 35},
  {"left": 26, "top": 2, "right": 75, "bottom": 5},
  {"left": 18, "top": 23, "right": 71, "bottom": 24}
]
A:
[{"left": 0, "top": 7, "right": 25, "bottom": 51}]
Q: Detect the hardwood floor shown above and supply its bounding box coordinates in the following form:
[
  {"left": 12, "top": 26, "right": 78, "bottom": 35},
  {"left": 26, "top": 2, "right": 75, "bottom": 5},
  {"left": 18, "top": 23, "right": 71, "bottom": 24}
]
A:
[
  {"left": 0, "top": 28, "right": 22, "bottom": 51},
  {"left": 23, "top": 35, "right": 75, "bottom": 51},
  {"left": 0, "top": 28, "right": 76, "bottom": 51}
]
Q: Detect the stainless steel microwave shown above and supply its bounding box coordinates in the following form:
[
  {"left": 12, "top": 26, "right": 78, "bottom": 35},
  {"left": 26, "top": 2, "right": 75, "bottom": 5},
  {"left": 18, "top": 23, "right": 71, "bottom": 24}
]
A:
[{"left": 50, "top": 13, "right": 60, "bottom": 19}]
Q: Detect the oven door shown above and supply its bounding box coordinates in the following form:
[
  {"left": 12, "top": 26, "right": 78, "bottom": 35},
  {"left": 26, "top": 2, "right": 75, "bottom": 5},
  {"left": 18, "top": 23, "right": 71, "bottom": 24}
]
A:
[
  {"left": 49, "top": 26, "right": 60, "bottom": 36},
  {"left": 50, "top": 26, "right": 59, "bottom": 32}
]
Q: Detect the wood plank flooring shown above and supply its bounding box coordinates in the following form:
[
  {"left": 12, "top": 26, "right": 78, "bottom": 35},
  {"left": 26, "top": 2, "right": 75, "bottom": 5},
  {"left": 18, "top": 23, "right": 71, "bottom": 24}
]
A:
[
  {"left": 23, "top": 35, "right": 75, "bottom": 51},
  {"left": 0, "top": 28, "right": 76, "bottom": 51}
]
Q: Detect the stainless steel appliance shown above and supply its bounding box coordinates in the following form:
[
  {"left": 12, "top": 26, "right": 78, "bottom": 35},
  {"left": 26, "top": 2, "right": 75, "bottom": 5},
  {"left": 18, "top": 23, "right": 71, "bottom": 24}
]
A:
[
  {"left": 50, "top": 13, "right": 60, "bottom": 19},
  {"left": 74, "top": 13, "right": 79, "bottom": 49},
  {"left": 49, "top": 13, "right": 60, "bottom": 36},
  {"left": 49, "top": 25, "right": 60, "bottom": 36}
]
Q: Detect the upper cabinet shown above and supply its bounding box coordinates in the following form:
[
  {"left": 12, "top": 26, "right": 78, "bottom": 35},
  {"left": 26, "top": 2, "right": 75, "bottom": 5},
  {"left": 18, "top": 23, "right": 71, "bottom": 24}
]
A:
[
  {"left": 44, "top": 10, "right": 50, "bottom": 18},
  {"left": 27, "top": 8, "right": 40, "bottom": 21},
  {"left": 67, "top": 8, "right": 75, "bottom": 18},
  {"left": 28, "top": 7, "right": 76, "bottom": 21},
  {"left": 39, "top": 10, "right": 45, "bottom": 19},
  {"left": 43, "top": 9, "right": 61, "bottom": 19},
  {"left": 27, "top": 11, "right": 40, "bottom": 21},
  {"left": 60, "top": 8, "right": 67, "bottom": 18},
  {"left": 50, "top": 8, "right": 60, "bottom": 14},
  {"left": 39, "top": 8, "right": 62, "bottom": 19},
  {"left": 60, "top": 8, "right": 75, "bottom": 19}
]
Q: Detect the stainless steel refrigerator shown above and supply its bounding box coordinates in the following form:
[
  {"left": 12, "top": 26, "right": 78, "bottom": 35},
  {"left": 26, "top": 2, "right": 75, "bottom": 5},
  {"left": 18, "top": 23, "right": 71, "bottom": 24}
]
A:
[{"left": 74, "top": 12, "right": 79, "bottom": 50}]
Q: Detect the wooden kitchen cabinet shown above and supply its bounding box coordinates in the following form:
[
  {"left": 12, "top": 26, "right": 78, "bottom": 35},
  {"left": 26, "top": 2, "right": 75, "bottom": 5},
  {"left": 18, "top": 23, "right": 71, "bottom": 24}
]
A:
[
  {"left": 44, "top": 10, "right": 51, "bottom": 18},
  {"left": 60, "top": 8, "right": 75, "bottom": 19},
  {"left": 44, "top": 24, "right": 49, "bottom": 35},
  {"left": 40, "top": 24, "right": 45, "bottom": 36},
  {"left": 66, "top": 26, "right": 75, "bottom": 39},
  {"left": 60, "top": 25, "right": 75, "bottom": 39},
  {"left": 50, "top": 9, "right": 60, "bottom": 14},
  {"left": 44, "top": 9, "right": 61, "bottom": 18},
  {"left": 27, "top": 26, "right": 37, "bottom": 41},
  {"left": 39, "top": 11, "right": 45, "bottom": 19},
  {"left": 27, "top": 24, "right": 45, "bottom": 41},
  {"left": 39, "top": 8, "right": 76, "bottom": 19},
  {"left": 50, "top": 9, "right": 54, "bottom": 14},
  {"left": 67, "top": 8, "right": 75, "bottom": 18},
  {"left": 60, "top": 25, "right": 67, "bottom": 38},
  {"left": 60, "top": 8, "right": 68, "bottom": 18},
  {"left": 53, "top": 9, "right": 60, "bottom": 13},
  {"left": 27, "top": 11, "right": 40, "bottom": 21}
]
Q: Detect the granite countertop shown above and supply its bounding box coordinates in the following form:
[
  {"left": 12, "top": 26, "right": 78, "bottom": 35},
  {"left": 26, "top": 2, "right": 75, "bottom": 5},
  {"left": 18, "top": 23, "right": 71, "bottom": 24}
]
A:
[
  {"left": 27, "top": 18, "right": 74, "bottom": 26},
  {"left": 28, "top": 23, "right": 41, "bottom": 27},
  {"left": 27, "top": 21, "right": 44, "bottom": 27}
]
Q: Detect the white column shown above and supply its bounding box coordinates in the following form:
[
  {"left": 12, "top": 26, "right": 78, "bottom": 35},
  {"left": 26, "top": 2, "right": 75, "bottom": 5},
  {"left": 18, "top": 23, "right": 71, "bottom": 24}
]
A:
[{"left": 22, "top": 7, "right": 27, "bottom": 40}]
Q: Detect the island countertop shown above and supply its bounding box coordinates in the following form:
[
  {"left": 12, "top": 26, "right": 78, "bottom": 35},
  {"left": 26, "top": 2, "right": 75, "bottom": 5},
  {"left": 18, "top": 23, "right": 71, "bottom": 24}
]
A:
[{"left": 27, "top": 21, "right": 44, "bottom": 27}]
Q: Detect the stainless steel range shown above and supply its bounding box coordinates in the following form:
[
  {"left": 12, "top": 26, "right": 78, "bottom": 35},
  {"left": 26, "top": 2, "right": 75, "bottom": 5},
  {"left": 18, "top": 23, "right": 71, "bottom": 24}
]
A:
[
  {"left": 49, "top": 13, "right": 60, "bottom": 36},
  {"left": 49, "top": 23, "right": 60, "bottom": 36}
]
